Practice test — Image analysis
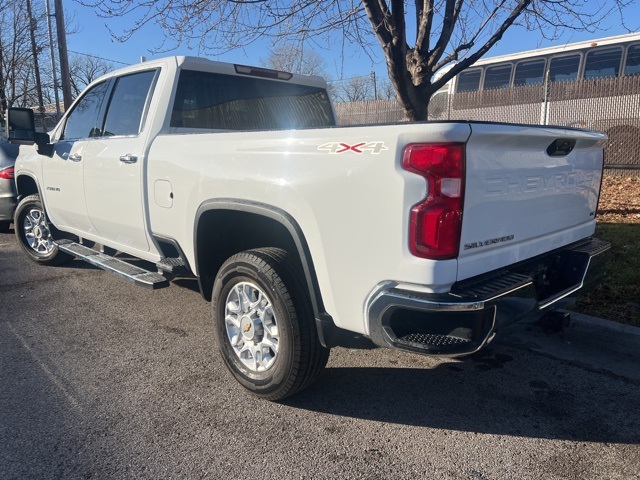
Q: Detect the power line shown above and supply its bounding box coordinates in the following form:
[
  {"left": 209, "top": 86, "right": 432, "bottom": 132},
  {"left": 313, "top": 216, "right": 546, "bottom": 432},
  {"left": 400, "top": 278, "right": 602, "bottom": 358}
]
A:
[
  {"left": 328, "top": 74, "right": 376, "bottom": 84},
  {"left": 68, "top": 50, "right": 129, "bottom": 66}
]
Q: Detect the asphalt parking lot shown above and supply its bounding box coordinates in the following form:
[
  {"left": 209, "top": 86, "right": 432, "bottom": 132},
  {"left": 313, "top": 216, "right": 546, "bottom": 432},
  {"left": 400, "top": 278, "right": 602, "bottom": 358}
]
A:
[{"left": 1, "top": 228, "right": 639, "bottom": 479}]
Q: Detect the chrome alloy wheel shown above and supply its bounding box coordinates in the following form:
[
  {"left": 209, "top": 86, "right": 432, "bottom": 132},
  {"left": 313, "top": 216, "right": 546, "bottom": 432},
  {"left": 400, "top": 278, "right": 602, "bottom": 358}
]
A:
[
  {"left": 224, "top": 282, "right": 279, "bottom": 372},
  {"left": 23, "top": 207, "right": 55, "bottom": 255}
]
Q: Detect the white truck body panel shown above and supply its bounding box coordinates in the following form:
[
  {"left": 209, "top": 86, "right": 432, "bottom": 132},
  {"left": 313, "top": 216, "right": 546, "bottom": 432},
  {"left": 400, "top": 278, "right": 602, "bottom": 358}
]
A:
[
  {"left": 458, "top": 123, "right": 604, "bottom": 280},
  {"left": 147, "top": 122, "right": 472, "bottom": 334},
  {"left": 12, "top": 55, "right": 608, "bottom": 340}
]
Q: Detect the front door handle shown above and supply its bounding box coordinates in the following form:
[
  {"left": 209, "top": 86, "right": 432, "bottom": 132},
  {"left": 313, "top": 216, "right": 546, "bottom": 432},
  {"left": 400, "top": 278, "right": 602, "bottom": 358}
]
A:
[
  {"left": 68, "top": 153, "right": 82, "bottom": 162},
  {"left": 119, "top": 154, "right": 138, "bottom": 164}
]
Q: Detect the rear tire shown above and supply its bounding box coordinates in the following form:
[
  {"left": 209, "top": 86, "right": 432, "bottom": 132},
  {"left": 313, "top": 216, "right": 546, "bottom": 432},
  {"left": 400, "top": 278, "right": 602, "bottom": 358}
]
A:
[
  {"left": 212, "top": 248, "right": 329, "bottom": 400},
  {"left": 0, "top": 221, "right": 10, "bottom": 233},
  {"left": 14, "top": 194, "right": 73, "bottom": 266}
]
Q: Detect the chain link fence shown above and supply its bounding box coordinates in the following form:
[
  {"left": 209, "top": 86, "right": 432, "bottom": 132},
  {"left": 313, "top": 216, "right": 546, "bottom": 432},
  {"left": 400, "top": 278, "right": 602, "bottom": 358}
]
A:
[{"left": 334, "top": 75, "right": 640, "bottom": 176}]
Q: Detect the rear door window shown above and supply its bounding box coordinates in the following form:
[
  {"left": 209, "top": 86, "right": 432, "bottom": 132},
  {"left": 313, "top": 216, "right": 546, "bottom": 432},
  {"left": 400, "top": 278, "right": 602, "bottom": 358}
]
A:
[{"left": 102, "top": 70, "right": 157, "bottom": 137}]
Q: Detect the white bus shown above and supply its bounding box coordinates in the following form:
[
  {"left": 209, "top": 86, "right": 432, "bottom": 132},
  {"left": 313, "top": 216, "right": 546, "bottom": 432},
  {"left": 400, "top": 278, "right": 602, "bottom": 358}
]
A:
[{"left": 430, "top": 32, "right": 640, "bottom": 168}]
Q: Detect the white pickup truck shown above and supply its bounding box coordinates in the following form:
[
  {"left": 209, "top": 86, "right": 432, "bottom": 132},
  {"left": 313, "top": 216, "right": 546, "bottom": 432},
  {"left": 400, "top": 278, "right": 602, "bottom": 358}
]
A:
[{"left": 7, "top": 56, "right": 610, "bottom": 400}]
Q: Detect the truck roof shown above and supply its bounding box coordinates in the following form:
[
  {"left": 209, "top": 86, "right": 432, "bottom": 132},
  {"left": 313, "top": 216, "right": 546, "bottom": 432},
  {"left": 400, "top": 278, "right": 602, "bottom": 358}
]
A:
[{"left": 94, "top": 55, "right": 328, "bottom": 90}]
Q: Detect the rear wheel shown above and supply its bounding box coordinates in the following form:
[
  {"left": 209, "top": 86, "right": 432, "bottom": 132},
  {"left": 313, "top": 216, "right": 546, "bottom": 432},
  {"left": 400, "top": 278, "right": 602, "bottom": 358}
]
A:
[
  {"left": 212, "top": 248, "right": 329, "bottom": 400},
  {"left": 0, "top": 221, "right": 10, "bottom": 233},
  {"left": 14, "top": 194, "right": 73, "bottom": 266}
]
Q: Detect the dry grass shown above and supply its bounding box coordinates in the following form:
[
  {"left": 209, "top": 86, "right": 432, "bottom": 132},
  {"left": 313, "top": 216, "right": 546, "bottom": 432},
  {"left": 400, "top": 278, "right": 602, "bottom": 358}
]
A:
[
  {"left": 574, "top": 174, "right": 640, "bottom": 327},
  {"left": 595, "top": 175, "right": 640, "bottom": 225}
]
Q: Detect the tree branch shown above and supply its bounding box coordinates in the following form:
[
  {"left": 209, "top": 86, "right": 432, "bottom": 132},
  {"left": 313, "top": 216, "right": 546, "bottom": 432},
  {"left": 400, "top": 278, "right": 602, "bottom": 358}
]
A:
[
  {"left": 426, "top": 0, "right": 460, "bottom": 69},
  {"left": 432, "top": 0, "right": 533, "bottom": 89},
  {"left": 415, "top": 0, "right": 434, "bottom": 52}
]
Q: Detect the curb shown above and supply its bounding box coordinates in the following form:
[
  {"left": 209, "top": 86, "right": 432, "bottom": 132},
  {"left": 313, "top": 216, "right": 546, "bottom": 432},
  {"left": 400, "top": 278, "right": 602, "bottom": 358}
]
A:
[{"left": 499, "top": 310, "right": 640, "bottom": 384}]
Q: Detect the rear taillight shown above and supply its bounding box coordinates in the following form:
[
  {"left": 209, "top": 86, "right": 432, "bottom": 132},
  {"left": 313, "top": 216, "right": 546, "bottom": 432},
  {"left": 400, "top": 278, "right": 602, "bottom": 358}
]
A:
[
  {"left": 402, "top": 143, "right": 465, "bottom": 260},
  {"left": 0, "top": 166, "right": 14, "bottom": 180}
]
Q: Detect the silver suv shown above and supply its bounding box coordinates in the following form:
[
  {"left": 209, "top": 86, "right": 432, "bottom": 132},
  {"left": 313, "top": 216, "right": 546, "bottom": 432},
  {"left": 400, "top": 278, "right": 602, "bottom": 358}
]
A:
[{"left": 0, "top": 141, "right": 19, "bottom": 232}]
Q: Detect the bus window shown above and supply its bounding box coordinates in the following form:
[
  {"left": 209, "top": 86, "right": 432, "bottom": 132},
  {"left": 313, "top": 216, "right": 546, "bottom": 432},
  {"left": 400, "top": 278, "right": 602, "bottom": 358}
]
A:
[
  {"left": 456, "top": 69, "right": 481, "bottom": 92},
  {"left": 549, "top": 54, "right": 581, "bottom": 82},
  {"left": 513, "top": 59, "right": 546, "bottom": 86},
  {"left": 484, "top": 64, "right": 512, "bottom": 89},
  {"left": 584, "top": 47, "right": 623, "bottom": 79},
  {"left": 624, "top": 44, "right": 640, "bottom": 76}
]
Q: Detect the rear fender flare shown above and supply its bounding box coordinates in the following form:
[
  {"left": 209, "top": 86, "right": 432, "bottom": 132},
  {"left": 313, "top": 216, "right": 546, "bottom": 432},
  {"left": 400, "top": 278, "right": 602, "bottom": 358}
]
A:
[{"left": 194, "top": 199, "right": 336, "bottom": 345}]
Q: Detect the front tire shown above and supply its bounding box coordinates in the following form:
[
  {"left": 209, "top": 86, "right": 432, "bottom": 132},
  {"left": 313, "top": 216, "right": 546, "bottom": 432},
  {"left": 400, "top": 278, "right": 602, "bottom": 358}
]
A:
[
  {"left": 212, "top": 248, "right": 329, "bottom": 400},
  {"left": 14, "top": 194, "right": 73, "bottom": 266}
]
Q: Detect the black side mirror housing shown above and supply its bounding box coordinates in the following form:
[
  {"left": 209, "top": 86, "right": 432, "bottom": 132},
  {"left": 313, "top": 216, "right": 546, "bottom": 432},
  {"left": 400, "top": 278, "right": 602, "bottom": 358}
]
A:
[
  {"left": 6, "top": 107, "right": 54, "bottom": 156},
  {"left": 7, "top": 107, "right": 36, "bottom": 145}
]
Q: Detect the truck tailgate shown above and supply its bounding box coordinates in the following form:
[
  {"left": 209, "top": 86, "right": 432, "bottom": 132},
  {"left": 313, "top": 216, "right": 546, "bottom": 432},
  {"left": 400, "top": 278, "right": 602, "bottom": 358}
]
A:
[{"left": 458, "top": 123, "right": 605, "bottom": 281}]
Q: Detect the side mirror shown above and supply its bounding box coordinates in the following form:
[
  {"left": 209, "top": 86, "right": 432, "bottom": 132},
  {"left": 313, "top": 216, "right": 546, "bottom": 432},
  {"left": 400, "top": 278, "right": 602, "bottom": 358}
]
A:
[
  {"left": 6, "top": 107, "right": 53, "bottom": 156},
  {"left": 7, "top": 107, "right": 36, "bottom": 145}
]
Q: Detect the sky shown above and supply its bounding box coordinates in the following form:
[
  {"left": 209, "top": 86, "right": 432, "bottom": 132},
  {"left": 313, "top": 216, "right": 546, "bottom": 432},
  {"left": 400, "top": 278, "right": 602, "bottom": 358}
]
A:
[{"left": 66, "top": 1, "right": 640, "bottom": 83}]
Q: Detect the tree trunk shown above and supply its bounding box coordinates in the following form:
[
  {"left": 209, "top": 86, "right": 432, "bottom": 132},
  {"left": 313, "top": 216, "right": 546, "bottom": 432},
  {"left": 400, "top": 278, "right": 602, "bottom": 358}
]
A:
[
  {"left": 0, "top": 47, "right": 7, "bottom": 123},
  {"left": 385, "top": 53, "right": 434, "bottom": 122}
]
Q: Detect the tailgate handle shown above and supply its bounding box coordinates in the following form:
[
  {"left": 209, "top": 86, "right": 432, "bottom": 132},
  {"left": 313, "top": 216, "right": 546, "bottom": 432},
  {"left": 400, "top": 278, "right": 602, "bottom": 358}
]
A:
[{"left": 547, "top": 138, "right": 576, "bottom": 157}]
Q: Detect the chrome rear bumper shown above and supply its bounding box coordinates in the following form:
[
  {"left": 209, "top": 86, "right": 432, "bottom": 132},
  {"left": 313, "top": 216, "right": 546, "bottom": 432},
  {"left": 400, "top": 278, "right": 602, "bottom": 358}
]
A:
[{"left": 366, "top": 237, "right": 611, "bottom": 356}]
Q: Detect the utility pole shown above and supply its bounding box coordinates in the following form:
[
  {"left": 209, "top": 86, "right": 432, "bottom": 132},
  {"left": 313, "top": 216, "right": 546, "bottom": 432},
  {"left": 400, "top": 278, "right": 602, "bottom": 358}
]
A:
[
  {"left": 370, "top": 71, "right": 378, "bottom": 101},
  {"left": 54, "top": 0, "right": 72, "bottom": 110},
  {"left": 45, "top": 0, "right": 60, "bottom": 117},
  {"left": 0, "top": 47, "right": 6, "bottom": 132},
  {"left": 26, "top": 0, "right": 45, "bottom": 114}
]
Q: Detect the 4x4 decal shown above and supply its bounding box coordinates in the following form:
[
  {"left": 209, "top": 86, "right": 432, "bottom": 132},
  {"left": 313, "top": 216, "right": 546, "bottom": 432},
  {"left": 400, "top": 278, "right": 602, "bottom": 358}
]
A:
[{"left": 318, "top": 141, "right": 388, "bottom": 155}]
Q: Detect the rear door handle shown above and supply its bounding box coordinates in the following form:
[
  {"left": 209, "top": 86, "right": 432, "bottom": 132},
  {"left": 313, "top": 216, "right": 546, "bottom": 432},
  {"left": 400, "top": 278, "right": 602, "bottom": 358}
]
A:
[
  {"left": 68, "top": 153, "right": 82, "bottom": 162},
  {"left": 119, "top": 154, "right": 138, "bottom": 164}
]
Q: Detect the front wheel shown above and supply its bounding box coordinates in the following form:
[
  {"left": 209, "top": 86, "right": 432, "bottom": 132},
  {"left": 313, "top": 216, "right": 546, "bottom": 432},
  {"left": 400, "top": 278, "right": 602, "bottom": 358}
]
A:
[
  {"left": 14, "top": 194, "right": 73, "bottom": 266},
  {"left": 212, "top": 248, "right": 329, "bottom": 400}
]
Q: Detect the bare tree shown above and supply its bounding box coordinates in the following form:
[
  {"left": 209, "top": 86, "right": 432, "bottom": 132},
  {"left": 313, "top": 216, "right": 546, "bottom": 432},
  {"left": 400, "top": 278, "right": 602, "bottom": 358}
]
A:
[
  {"left": 263, "top": 41, "right": 329, "bottom": 77},
  {"left": 0, "top": 2, "right": 49, "bottom": 111},
  {"left": 77, "top": 0, "right": 636, "bottom": 120},
  {"left": 263, "top": 40, "right": 339, "bottom": 100},
  {"left": 378, "top": 77, "right": 396, "bottom": 101},
  {"left": 332, "top": 76, "right": 373, "bottom": 103},
  {"left": 69, "top": 54, "right": 114, "bottom": 97}
]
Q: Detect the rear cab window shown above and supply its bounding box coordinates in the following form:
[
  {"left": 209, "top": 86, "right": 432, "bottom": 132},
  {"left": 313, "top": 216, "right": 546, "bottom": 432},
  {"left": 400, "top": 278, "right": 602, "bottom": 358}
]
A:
[{"left": 170, "top": 69, "right": 335, "bottom": 131}]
